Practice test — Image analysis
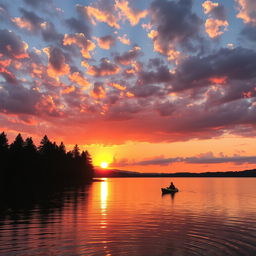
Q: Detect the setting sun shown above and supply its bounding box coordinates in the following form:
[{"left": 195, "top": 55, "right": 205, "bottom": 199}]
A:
[{"left": 100, "top": 162, "right": 109, "bottom": 169}]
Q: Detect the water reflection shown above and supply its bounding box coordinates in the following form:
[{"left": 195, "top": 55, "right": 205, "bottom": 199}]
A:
[
  {"left": 100, "top": 179, "right": 108, "bottom": 229},
  {"left": 0, "top": 178, "right": 256, "bottom": 256}
]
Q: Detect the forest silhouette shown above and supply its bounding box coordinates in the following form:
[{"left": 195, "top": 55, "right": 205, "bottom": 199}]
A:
[{"left": 0, "top": 132, "right": 94, "bottom": 190}]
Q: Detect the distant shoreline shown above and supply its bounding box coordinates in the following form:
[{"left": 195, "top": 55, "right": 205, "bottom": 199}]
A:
[{"left": 95, "top": 168, "right": 256, "bottom": 178}]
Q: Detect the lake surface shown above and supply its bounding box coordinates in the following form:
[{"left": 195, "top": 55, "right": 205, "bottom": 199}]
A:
[{"left": 0, "top": 178, "right": 256, "bottom": 256}]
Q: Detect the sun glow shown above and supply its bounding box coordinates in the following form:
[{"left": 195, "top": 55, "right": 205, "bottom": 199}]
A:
[{"left": 100, "top": 162, "right": 109, "bottom": 168}]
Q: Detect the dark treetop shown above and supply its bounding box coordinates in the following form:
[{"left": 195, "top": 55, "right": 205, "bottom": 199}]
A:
[{"left": 0, "top": 132, "right": 94, "bottom": 190}]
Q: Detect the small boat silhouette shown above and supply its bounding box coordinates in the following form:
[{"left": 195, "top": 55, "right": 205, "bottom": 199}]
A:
[{"left": 161, "top": 187, "right": 179, "bottom": 194}]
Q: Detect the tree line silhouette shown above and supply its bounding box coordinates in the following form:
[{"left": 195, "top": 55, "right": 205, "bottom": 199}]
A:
[{"left": 0, "top": 132, "right": 94, "bottom": 189}]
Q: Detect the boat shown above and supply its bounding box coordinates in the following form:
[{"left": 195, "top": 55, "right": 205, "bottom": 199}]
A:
[{"left": 161, "top": 187, "right": 179, "bottom": 194}]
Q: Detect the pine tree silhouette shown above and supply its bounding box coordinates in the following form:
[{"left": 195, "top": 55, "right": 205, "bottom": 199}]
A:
[{"left": 0, "top": 132, "right": 95, "bottom": 190}]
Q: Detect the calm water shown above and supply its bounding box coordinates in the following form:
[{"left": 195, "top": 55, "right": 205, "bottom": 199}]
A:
[{"left": 0, "top": 178, "right": 256, "bottom": 256}]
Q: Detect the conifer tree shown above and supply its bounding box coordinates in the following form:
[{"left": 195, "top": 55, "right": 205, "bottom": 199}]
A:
[
  {"left": 0, "top": 132, "right": 8, "bottom": 152},
  {"left": 24, "top": 137, "right": 37, "bottom": 154},
  {"left": 10, "top": 134, "right": 24, "bottom": 153},
  {"left": 72, "top": 144, "right": 80, "bottom": 158}
]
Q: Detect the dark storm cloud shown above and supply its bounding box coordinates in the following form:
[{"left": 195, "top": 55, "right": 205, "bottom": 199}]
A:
[
  {"left": 0, "top": 82, "right": 41, "bottom": 115},
  {"left": 87, "top": 58, "right": 120, "bottom": 77},
  {"left": 0, "top": 29, "right": 28, "bottom": 59},
  {"left": 116, "top": 154, "right": 256, "bottom": 166},
  {"left": 156, "top": 101, "right": 176, "bottom": 116},
  {"left": 130, "top": 84, "right": 162, "bottom": 98},
  {"left": 19, "top": 8, "right": 43, "bottom": 30},
  {"left": 206, "top": 4, "right": 227, "bottom": 20},
  {"left": 166, "top": 99, "right": 256, "bottom": 137},
  {"left": 150, "top": 0, "right": 203, "bottom": 52},
  {"left": 147, "top": 58, "right": 165, "bottom": 68},
  {"left": 241, "top": 25, "right": 256, "bottom": 42},
  {"left": 41, "top": 22, "right": 62, "bottom": 42},
  {"left": 106, "top": 101, "right": 142, "bottom": 121},
  {"left": 12, "top": 9, "right": 62, "bottom": 42},
  {"left": 0, "top": 71, "right": 18, "bottom": 84},
  {"left": 114, "top": 46, "right": 142, "bottom": 65},
  {"left": 172, "top": 47, "right": 256, "bottom": 91},
  {"left": 49, "top": 47, "right": 67, "bottom": 71},
  {"left": 138, "top": 64, "right": 172, "bottom": 85},
  {"left": 65, "top": 18, "right": 91, "bottom": 37}
]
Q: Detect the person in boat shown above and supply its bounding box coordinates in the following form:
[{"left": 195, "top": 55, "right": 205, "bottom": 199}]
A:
[{"left": 169, "top": 182, "right": 176, "bottom": 189}]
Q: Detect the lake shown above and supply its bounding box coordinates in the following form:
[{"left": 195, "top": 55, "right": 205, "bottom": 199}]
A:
[{"left": 0, "top": 178, "right": 256, "bottom": 256}]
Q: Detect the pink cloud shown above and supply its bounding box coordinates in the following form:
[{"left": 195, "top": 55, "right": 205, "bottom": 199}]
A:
[
  {"left": 87, "top": 58, "right": 120, "bottom": 77},
  {"left": 94, "top": 35, "right": 115, "bottom": 50},
  {"left": 205, "top": 18, "right": 229, "bottom": 38},
  {"left": 81, "top": 5, "right": 120, "bottom": 29},
  {"left": 236, "top": 0, "right": 256, "bottom": 25},
  {"left": 115, "top": 0, "right": 148, "bottom": 26},
  {"left": 63, "top": 33, "right": 95, "bottom": 59}
]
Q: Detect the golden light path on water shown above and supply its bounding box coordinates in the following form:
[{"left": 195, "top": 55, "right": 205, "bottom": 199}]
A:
[{"left": 100, "top": 179, "right": 108, "bottom": 229}]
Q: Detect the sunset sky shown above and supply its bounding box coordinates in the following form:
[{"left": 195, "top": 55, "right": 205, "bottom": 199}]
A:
[{"left": 0, "top": 0, "right": 256, "bottom": 172}]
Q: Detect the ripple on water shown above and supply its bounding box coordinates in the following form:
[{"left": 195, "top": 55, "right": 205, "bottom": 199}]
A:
[{"left": 1, "top": 178, "right": 256, "bottom": 256}]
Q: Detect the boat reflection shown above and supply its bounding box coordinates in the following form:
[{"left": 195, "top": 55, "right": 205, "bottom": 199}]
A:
[{"left": 162, "top": 191, "right": 176, "bottom": 201}]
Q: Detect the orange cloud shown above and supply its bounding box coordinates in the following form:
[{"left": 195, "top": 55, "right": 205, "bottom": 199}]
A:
[
  {"left": 94, "top": 35, "right": 115, "bottom": 50},
  {"left": 115, "top": 0, "right": 148, "bottom": 26},
  {"left": 202, "top": 1, "right": 219, "bottom": 14},
  {"left": 11, "top": 17, "right": 33, "bottom": 31},
  {"left": 62, "top": 85, "right": 76, "bottom": 94},
  {"left": 63, "top": 33, "right": 95, "bottom": 59},
  {"left": 31, "top": 63, "right": 44, "bottom": 79},
  {"left": 47, "top": 62, "right": 70, "bottom": 78},
  {"left": 90, "top": 84, "right": 106, "bottom": 99},
  {"left": 45, "top": 47, "right": 70, "bottom": 78},
  {"left": 109, "top": 82, "right": 126, "bottom": 91},
  {"left": 69, "top": 72, "right": 91, "bottom": 88},
  {"left": 117, "top": 34, "right": 131, "bottom": 45},
  {"left": 84, "top": 6, "right": 120, "bottom": 29},
  {"left": 126, "top": 91, "right": 134, "bottom": 97},
  {"left": 205, "top": 18, "right": 229, "bottom": 38},
  {"left": 36, "top": 95, "right": 63, "bottom": 116},
  {"left": 0, "top": 59, "right": 11, "bottom": 67},
  {"left": 209, "top": 76, "right": 228, "bottom": 84},
  {"left": 148, "top": 31, "right": 181, "bottom": 62},
  {"left": 236, "top": 0, "right": 256, "bottom": 24}
]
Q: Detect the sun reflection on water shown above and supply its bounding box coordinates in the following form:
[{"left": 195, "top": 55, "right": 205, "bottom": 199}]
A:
[{"left": 100, "top": 179, "right": 108, "bottom": 229}]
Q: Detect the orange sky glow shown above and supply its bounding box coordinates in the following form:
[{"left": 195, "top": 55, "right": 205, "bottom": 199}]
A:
[{"left": 1, "top": 0, "right": 256, "bottom": 173}]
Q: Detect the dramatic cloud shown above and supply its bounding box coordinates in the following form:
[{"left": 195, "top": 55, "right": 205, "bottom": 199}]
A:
[
  {"left": 202, "top": 1, "right": 227, "bottom": 20},
  {"left": 236, "top": 0, "right": 256, "bottom": 25},
  {"left": 45, "top": 47, "right": 70, "bottom": 78},
  {"left": 90, "top": 82, "right": 106, "bottom": 99},
  {"left": 115, "top": 0, "right": 148, "bottom": 26},
  {"left": 69, "top": 72, "right": 91, "bottom": 88},
  {"left": 149, "top": 0, "right": 202, "bottom": 60},
  {"left": 172, "top": 47, "right": 256, "bottom": 91},
  {"left": 94, "top": 35, "right": 115, "bottom": 49},
  {"left": 79, "top": 3, "right": 120, "bottom": 29},
  {"left": 114, "top": 153, "right": 256, "bottom": 166},
  {"left": 11, "top": 9, "right": 61, "bottom": 42},
  {"left": 63, "top": 33, "right": 95, "bottom": 58},
  {"left": 114, "top": 46, "right": 142, "bottom": 65},
  {"left": 0, "top": 29, "right": 28, "bottom": 59},
  {"left": 65, "top": 18, "right": 91, "bottom": 36},
  {"left": 1, "top": 0, "right": 256, "bottom": 173},
  {"left": 202, "top": 1, "right": 228, "bottom": 38},
  {"left": 205, "top": 18, "right": 229, "bottom": 38},
  {"left": 87, "top": 58, "right": 120, "bottom": 76}
]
